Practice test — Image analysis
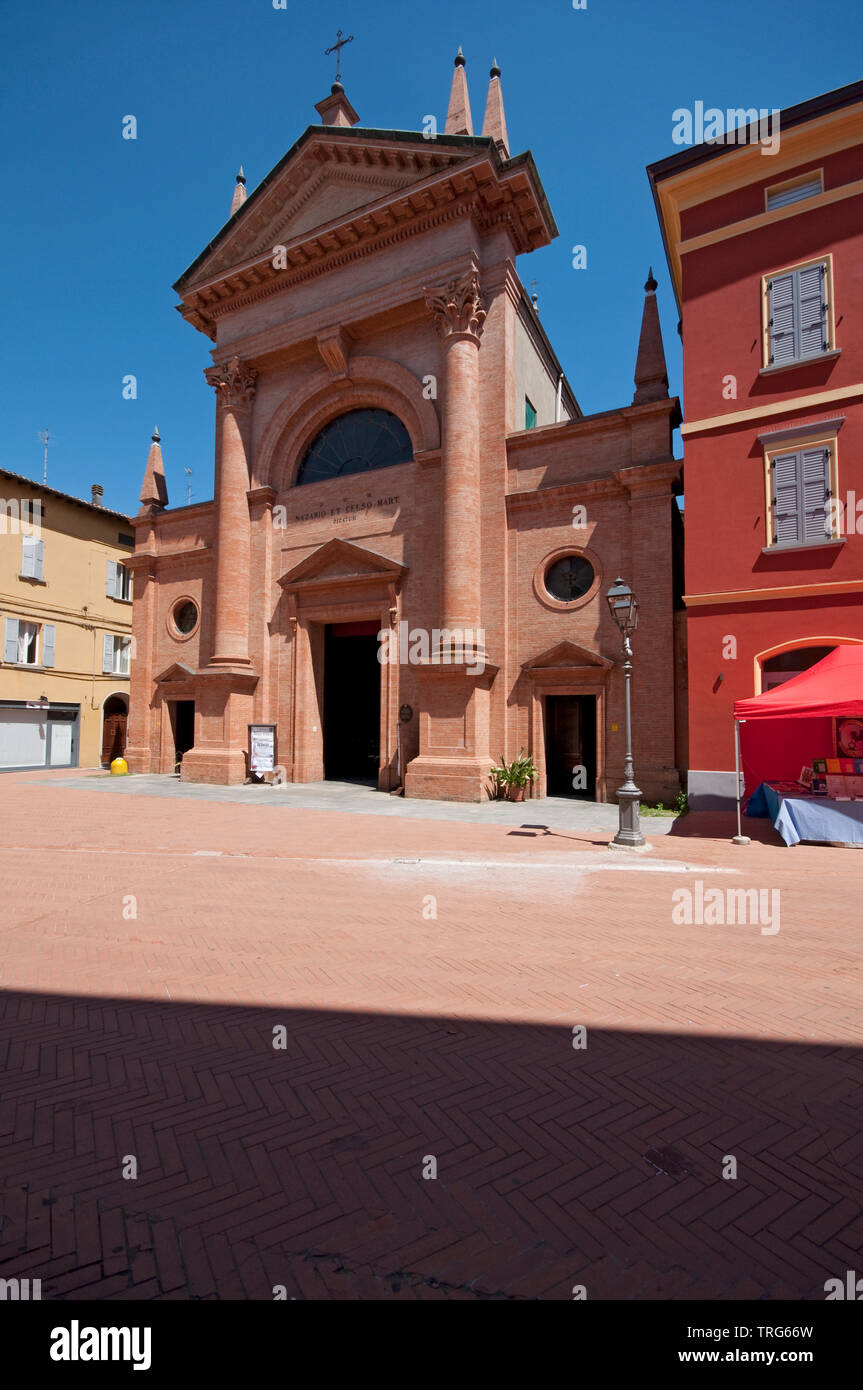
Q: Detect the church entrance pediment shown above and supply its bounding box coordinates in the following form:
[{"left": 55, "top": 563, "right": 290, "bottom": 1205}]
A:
[
  {"left": 522, "top": 640, "right": 613, "bottom": 676},
  {"left": 279, "top": 538, "right": 406, "bottom": 594},
  {"left": 154, "top": 661, "right": 196, "bottom": 684}
]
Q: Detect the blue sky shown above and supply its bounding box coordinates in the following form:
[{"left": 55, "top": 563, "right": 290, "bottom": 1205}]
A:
[{"left": 1, "top": 0, "right": 860, "bottom": 516}]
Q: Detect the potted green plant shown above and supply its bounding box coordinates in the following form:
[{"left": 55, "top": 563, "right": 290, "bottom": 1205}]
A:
[
  {"left": 490, "top": 749, "right": 539, "bottom": 802},
  {"left": 509, "top": 748, "right": 539, "bottom": 801}
]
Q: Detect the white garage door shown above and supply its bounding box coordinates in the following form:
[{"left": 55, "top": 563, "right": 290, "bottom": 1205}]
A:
[{"left": 0, "top": 709, "right": 48, "bottom": 768}]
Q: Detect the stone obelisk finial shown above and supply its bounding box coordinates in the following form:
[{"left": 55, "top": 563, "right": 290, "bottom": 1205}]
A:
[
  {"left": 445, "top": 47, "right": 473, "bottom": 136},
  {"left": 633, "top": 269, "right": 670, "bottom": 404},
  {"left": 138, "top": 427, "right": 168, "bottom": 514},
  {"left": 230, "top": 166, "right": 247, "bottom": 217},
  {"left": 481, "top": 59, "right": 509, "bottom": 156}
]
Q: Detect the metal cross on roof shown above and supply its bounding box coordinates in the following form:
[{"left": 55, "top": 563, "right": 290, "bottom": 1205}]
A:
[{"left": 325, "top": 29, "right": 355, "bottom": 84}]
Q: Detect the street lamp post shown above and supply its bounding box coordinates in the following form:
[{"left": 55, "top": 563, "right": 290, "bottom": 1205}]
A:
[{"left": 606, "top": 578, "right": 645, "bottom": 848}]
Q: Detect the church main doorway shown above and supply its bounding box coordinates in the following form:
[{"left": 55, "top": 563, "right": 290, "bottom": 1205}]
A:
[
  {"left": 323, "top": 622, "right": 381, "bottom": 783},
  {"left": 545, "top": 694, "right": 597, "bottom": 798}
]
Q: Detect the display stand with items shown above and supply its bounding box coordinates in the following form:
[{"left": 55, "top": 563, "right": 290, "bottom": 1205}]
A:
[
  {"left": 732, "top": 646, "right": 863, "bottom": 847},
  {"left": 746, "top": 777, "right": 863, "bottom": 847}
]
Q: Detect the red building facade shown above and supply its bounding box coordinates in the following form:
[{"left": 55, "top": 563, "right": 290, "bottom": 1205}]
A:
[{"left": 650, "top": 81, "right": 863, "bottom": 807}]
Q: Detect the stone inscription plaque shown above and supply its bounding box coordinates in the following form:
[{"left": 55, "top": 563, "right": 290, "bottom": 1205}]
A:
[{"left": 277, "top": 492, "right": 402, "bottom": 531}]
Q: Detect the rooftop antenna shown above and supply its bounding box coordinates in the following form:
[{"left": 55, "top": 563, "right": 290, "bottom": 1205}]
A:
[
  {"left": 184, "top": 466, "right": 193, "bottom": 505},
  {"left": 38, "top": 428, "right": 51, "bottom": 484}
]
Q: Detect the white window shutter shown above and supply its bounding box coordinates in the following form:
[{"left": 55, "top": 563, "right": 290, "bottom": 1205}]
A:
[
  {"left": 21, "top": 535, "right": 35, "bottom": 577},
  {"left": 106, "top": 560, "right": 117, "bottom": 598},
  {"left": 42, "top": 624, "right": 56, "bottom": 668},
  {"left": 4, "top": 617, "right": 19, "bottom": 662},
  {"left": 102, "top": 633, "right": 115, "bottom": 673},
  {"left": 34, "top": 539, "right": 45, "bottom": 581}
]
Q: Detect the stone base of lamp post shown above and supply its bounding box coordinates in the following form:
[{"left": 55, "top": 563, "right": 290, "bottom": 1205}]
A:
[{"left": 609, "top": 784, "right": 647, "bottom": 849}]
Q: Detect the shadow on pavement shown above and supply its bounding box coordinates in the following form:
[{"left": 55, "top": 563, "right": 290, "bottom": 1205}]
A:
[
  {"left": 669, "top": 811, "right": 784, "bottom": 845},
  {"left": 0, "top": 987, "right": 858, "bottom": 1301}
]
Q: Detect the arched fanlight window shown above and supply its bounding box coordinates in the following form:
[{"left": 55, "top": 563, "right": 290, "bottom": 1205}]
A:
[
  {"left": 761, "top": 644, "right": 835, "bottom": 691},
  {"left": 296, "top": 408, "right": 413, "bottom": 486}
]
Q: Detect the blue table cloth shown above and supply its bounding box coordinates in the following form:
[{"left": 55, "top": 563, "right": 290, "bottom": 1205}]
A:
[{"left": 746, "top": 781, "right": 863, "bottom": 847}]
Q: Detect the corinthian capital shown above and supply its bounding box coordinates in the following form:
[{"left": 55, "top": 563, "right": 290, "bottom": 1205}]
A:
[
  {"left": 424, "top": 268, "right": 486, "bottom": 342},
  {"left": 205, "top": 355, "right": 258, "bottom": 410}
]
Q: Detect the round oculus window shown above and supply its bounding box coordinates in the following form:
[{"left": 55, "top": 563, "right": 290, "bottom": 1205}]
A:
[
  {"left": 173, "top": 600, "right": 198, "bottom": 634},
  {"left": 544, "top": 554, "right": 595, "bottom": 604}
]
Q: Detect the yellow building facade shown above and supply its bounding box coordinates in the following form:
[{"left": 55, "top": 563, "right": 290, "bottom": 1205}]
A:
[{"left": 0, "top": 469, "right": 133, "bottom": 771}]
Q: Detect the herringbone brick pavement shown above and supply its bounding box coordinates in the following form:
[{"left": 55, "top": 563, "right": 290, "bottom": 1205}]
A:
[{"left": 0, "top": 777, "right": 861, "bottom": 1299}]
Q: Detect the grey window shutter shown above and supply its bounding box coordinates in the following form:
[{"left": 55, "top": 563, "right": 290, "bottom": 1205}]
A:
[
  {"left": 772, "top": 451, "right": 800, "bottom": 544},
  {"left": 766, "top": 176, "right": 822, "bottom": 210},
  {"left": 106, "top": 560, "right": 117, "bottom": 598},
  {"left": 102, "top": 633, "right": 115, "bottom": 673},
  {"left": 35, "top": 539, "right": 45, "bottom": 581},
  {"left": 4, "top": 617, "right": 19, "bottom": 662},
  {"left": 796, "top": 264, "right": 827, "bottom": 359},
  {"left": 801, "top": 447, "right": 831, "bottom": 542},
  {"left": 21, "top": 535, "right": 35, "bottom": 577},
  {"left": 768, "top": 273, "right": 796, "bottom": 365},
  {"left": 42, "top": 623, "right": 56, "bottom": 668}
]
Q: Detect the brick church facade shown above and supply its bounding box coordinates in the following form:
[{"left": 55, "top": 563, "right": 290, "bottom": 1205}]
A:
[{"left": 126, "top": 57, "right": 685, "bottom": 803}]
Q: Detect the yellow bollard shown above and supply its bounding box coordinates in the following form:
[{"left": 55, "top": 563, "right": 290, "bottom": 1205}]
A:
[{"left": 110, "top": 757, "right": 128, "bottom": 776}]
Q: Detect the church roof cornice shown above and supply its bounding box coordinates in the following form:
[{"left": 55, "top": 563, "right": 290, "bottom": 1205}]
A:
[
  {"left": 173, "top": 127, "right": 556, "bottom": 337},
  {"left": 506, "top": 395, "right": 682, "bottom": 452}
]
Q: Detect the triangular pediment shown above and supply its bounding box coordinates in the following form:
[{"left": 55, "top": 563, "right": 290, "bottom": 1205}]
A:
[
  {"left": 523, "top": 640, "right": 613, "bottom": 672},
  {"left": 202, "top": 164, "right": 421, "bottom": 282},
  {"left": 175, "top": 126, "right": 557, "bottom": 340},
  {"left": 178, "top": 130, "right": 482, "bottom": 293},
  {"left": 154, "top": 661, "right": 196, "bottom": 683},
  {"left": 279, "top": 537, "right": 406, "bottom": 590}
]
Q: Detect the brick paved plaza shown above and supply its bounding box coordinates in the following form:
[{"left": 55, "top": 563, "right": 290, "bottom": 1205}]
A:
[{"left": 1, "top": 772, "right": 861, "bottom": 1300}]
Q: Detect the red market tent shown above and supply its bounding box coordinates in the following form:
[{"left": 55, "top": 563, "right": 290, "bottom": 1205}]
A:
[
  {"left": 733, "top": 643, "right": 863, "bottom": 798},
  {"left": 734, "top": 643, "right": 863, "bottom": 721}
]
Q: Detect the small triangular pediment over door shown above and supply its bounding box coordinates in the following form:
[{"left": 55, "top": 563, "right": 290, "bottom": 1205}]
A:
[
  {"left": 522, "top": 640, "right": 614, "bottom": 677},
  {"left": 154, "top": 661, "right": 196, "bottom": 684},
  {"left": 279, "top": 537, "right": 406, "bottom": 594}
]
